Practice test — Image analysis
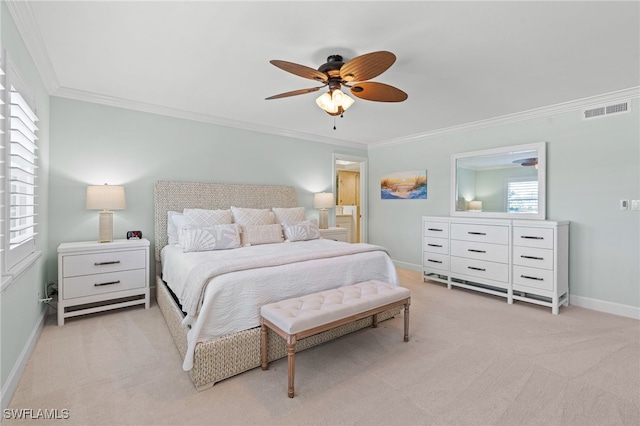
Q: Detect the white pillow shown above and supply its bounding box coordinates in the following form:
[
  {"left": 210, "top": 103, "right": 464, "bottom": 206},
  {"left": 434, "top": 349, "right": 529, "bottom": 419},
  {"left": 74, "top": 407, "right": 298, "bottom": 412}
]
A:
[
  {"left": 231, "top": 206, "right": 273, "bottom": 226},
  {"left": 272, "top": 207, "right": 306, "bottom": 224},
  {"left": 183, "top": 208, "right": 233, "bottom": 227},
  {"left": 240, "top": 224, "right": 283, "bottom": 246},
  {"left": 283, "top": 221, "right": 321, "bottom": 242},
  {"left": 167, "top": 211, "right": 185, "bottom": 245},
  {"left": 182, "top": 224, "right": 241, "bottom": 252}
]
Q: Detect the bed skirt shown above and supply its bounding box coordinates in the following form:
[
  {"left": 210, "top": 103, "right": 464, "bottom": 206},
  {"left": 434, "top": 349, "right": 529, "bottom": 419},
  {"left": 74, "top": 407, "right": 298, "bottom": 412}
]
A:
[{"left": 156, "top": 275, "right": 401, "bottom": 391}]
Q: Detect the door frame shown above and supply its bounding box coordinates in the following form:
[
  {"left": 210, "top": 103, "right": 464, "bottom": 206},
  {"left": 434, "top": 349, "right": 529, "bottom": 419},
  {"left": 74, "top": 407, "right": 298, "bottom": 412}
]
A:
[{"left": 332, "top": 153, "right": 368, "bottom": 243}]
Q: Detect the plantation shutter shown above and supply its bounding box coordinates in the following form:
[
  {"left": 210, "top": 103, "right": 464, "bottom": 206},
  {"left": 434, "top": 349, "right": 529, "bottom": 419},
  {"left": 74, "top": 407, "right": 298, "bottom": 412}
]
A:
[{"left": 507, "top": 179, "right": 538, "bottom": 213}]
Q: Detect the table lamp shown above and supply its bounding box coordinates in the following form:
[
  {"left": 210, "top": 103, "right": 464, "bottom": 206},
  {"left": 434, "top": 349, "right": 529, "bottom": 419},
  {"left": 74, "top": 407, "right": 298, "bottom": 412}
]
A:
[
  {"left": 86, "top": 184, "right": 126, "bottom": 242},
  {"left": 314, "top": 192, "right": 334, "bottom": 230}
]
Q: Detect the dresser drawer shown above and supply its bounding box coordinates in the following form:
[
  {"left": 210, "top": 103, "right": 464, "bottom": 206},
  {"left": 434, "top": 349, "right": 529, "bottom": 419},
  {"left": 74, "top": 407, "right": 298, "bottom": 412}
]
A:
[
  {"left": 423, "top": 237, "right": 449, "bottom": 254},
  {"left": 63, "top": 269, "right": 146, "bottom": 299},
  {"left": 424, "top": 221, "right": 449, "bottom": 238},
  {"left": 451, "top": 240, "right": 508, "bottom": 263},
  {"left": 423, "top": 252, "right": 449, "bottom": 271},
  {"left": 513, "top": 227, "right": 554, "bottom": 249},
  {"left": 513, "top": 265, "right": 554, "bottom": 291},
  {"left": 450, "top": 256, "right": 509, "bottom": 283},
  {"left": 62, "top": 249, "right": 146, "bottom": 277},
  {"left": 513, "top": 246, "right": 553, "bottom": 270},
  {"left": 451, "top": 223, "right": 509, "bottom": 245}
]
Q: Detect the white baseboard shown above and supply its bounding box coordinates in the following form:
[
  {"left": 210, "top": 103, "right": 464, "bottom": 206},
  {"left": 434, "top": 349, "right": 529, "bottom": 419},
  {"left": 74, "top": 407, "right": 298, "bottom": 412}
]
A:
[
  {"left": 1, "top": 308, "right": 47, "bottom": 411},
  {"left": 570, "top": 294, "right": 640, "bottom": 320},
  {"left": 392, "top": 261, "right": 639, "bottom": 321}
]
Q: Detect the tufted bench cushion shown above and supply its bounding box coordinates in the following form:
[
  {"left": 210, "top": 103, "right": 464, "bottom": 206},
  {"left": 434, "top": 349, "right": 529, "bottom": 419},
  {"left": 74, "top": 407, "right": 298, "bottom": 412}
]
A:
[{"left": 260, "top": 280, "right": 411, "bottom": 398}]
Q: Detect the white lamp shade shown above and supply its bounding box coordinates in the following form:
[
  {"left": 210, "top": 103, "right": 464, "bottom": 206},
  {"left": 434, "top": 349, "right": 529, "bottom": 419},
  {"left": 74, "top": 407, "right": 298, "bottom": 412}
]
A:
[
  {"left": 314, "top": 192, "right": 335, "bottom": 209},
  {"left": 86, "top": 184, "right": 126, "bottom": 211},
  {"left": 468, "top": 200, "right": 483, "bottom": 211}
]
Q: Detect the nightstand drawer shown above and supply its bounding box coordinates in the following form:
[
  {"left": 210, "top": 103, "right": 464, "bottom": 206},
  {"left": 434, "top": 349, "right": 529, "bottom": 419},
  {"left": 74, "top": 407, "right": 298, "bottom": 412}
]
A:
[
  {"left": 63, "top": 269, "right": 146, "bottom": 299},
  {"left": 62, "top": 249, "right": 146, "bottom": 277}
]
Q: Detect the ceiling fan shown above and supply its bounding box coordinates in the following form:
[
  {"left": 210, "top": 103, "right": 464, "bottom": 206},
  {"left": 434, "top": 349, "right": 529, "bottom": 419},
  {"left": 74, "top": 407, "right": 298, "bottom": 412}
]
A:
[{"left": 265, "top": 51, "right": 408, "bottom": 118}]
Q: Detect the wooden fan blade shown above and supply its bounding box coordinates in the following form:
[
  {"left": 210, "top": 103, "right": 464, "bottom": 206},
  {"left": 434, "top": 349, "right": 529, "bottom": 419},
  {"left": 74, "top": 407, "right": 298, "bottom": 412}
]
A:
[
  {"left": 270, "top": 60, "right": 328, "bottom": 82},
  {"left": 340, "top": 51, "right": 396, "bottom": 82},
  {"left": 265, "top": 87, "right": 322, "bottom": 100},
  {"left": 349, "top": 82, "right": 408, "bottom": 102}
]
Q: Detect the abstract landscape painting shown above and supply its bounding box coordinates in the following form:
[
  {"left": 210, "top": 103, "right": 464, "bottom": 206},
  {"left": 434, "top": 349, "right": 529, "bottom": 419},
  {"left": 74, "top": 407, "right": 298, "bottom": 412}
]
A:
[{"left": 381, "top": 170, "right": 427, "bottom": 199}]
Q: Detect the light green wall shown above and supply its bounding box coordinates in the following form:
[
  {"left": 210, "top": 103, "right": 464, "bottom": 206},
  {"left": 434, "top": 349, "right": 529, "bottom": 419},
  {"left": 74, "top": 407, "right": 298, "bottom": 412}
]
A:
[
  {"left": 47, "top": 97, "right": 366, "bottom": 280},
  {"left": 0, "top": 1, "right": 50, "bottom": 390},
  {"left": 369, "top": 101, "right": 640, "bottom": 307}
]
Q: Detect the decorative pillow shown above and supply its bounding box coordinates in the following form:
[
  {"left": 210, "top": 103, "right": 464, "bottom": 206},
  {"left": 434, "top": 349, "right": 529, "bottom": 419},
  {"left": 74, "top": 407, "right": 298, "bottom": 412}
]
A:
[
  {"left": 283, "top": 221, "right": 321, "bottom": 242},
  {"left": 231, "top": 206, "right": 273, "bottom": 226},
  {"left": 167, "top": 211, "right": 185, "bottom": 245},
  {"left": 182, "top": 224, "right": 241, "bottom": 252},
  {"left": 272, "top": 207, "right": 306, "bottom": 224},
  {"left": 240, "top": 224, "right": 283, "bottom": 246},
  {"left": 183, "top": 208, "right": 233, "bottom": 228}
]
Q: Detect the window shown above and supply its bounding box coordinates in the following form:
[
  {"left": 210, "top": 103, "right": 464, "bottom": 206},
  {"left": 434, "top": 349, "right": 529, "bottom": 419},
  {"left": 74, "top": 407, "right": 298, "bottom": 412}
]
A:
[
  {"left": 2, "top": 54, "right": 39, "bottom": 275},
  {"left": 507, "top": 178, "right": 538, "bottom": 213}
]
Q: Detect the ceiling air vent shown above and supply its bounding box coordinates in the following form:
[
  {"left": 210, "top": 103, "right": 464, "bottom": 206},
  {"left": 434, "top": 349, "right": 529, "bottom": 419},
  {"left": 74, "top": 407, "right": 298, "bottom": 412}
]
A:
[{"left": 583, "top": 101, "right": 630, "bottom": 120}]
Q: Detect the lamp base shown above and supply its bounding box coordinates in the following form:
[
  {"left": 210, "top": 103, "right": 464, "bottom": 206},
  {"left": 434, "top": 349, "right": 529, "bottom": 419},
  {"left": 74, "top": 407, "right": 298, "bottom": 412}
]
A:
[
  {"left": 318, "top": 209, "right": 329, "bottom": 230},
  {"left": 98, "top": 211, "right": 114, "bottom": 243}
]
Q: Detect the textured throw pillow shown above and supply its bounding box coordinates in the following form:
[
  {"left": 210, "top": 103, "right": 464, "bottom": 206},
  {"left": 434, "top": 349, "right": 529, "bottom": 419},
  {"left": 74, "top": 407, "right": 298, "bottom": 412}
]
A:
[
  {"left": 240, "top": 224, "right": 283, "bottom": 246},
  {"left": 231, "top": 206, "right": 273, "bottom": 226},
  {"left": 167, "top": 211, "right": 185, "bottom": 245},
  {"left": 182, "top": 224, "right": 241, "bottom": 252},
  {"left": 272, "top": 207, "right": 306, "bottom": 224},
  {"left": 283, "top": 221, "right": 321, "bottom": 242},
  {"left": 183, "top": 208, "right": 233, "bottom": 227}
]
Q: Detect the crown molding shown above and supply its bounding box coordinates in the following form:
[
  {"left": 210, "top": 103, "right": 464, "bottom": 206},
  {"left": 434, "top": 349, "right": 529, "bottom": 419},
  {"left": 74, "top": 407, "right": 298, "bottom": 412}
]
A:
[
  {"left": 369, "top": 87, "right": 640, "bottom": 150},
  {"left": 53, "top": 86, "right": 369, "bottom": 151},
  {"left": 5, "top": 0, "right": 59, "bottom": 94}
]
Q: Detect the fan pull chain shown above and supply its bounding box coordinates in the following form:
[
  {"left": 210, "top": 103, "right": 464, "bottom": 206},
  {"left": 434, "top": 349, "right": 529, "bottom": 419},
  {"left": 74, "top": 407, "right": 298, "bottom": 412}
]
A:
[{"left": 333, "top": 116, "right": 336, "bottom": 130}]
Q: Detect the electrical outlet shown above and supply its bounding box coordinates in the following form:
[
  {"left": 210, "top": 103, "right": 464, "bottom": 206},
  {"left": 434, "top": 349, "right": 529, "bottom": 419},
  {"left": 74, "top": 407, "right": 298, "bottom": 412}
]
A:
[
  {"left": 632, "top": 200, "right": 640, "bottom": 211},
  {"left": 620, "top": 199, "right": 629, "bottom": 210}
]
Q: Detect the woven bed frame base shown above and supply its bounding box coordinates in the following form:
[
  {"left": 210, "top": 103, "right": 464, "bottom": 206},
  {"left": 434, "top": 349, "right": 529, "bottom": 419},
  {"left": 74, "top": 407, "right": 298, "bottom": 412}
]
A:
[{"left": 156, "top": 275, "right": 401, "bottom": 391}]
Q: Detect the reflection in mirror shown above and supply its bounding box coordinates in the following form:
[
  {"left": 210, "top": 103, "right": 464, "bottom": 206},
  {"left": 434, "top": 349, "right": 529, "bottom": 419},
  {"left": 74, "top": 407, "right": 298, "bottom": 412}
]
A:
[{"left": 451, "top": 142, "right": 546, "bottom": 220}]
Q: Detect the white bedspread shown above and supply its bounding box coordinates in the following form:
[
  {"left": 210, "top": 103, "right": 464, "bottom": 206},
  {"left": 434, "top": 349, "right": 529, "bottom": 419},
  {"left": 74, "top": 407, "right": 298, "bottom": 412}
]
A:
[{"left": 161, "top": 239, "right": 399, "bottom": 370}]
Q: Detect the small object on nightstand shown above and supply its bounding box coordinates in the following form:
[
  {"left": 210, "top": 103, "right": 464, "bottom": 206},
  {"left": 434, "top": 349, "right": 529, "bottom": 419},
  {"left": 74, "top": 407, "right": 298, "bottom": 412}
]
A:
[
  {"left": 57, "top": 238, "right": 150, "bottom": 325},
  {"left": 127, "top": 230, "right": 142, "bottom": 240}
]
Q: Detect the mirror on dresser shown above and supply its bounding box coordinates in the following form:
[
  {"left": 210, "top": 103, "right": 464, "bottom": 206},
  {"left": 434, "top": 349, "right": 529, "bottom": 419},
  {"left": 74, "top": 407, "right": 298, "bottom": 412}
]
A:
[{"left": 451, "top": 142, "right": 546, "bottom": 220}]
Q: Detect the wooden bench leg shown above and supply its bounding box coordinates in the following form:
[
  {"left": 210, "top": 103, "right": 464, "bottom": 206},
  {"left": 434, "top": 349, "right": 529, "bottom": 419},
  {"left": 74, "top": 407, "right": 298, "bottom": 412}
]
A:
[
  {"left": 404, "top": 299, "right": 411, "bottom": 342},
  {"left": 287, "top": 335, "right": 297, "bottom": 398},
  {"left": 372, "top": 313, "right": 378, "bottom": 328},
  {"left": 261, "top": 320, "right": 268, "bottom": 370}
]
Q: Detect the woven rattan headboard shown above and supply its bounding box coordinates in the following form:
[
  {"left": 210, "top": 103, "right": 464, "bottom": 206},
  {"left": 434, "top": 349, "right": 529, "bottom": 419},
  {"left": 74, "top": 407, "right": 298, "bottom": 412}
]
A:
[{"left": 153, "top": 181, "right": 298, "bottom": 262}]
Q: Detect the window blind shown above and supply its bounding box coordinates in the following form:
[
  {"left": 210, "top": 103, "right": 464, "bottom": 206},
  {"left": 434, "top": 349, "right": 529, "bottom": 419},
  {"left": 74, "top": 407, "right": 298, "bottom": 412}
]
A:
[
  {"left": 7, "top": 85, "right": 39, "bottom": 268},
  {"left": 507, "top": 179, "right": 538, "bottom": 213}
]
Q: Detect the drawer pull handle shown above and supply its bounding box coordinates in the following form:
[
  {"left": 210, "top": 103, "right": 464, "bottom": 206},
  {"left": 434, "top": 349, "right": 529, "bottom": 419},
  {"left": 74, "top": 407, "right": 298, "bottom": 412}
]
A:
[
  {"left": 521, "top": 236, "right": 543, "bottom": 240},
  {"left": 468, "top": 232, "right": 486, "bottom": 236},
  {"left": 468, "top": 266, "right": 486, "bottom": 272},
  {"left": 94, "top": 260, "right": 121, "bottom": 266},
  {"left": 94, "top": 280, "right": 121, "bottom": 287},
  {"left": 427, "top": 259, "right": 443, "bottom": 264},
  {"left": 520, "top": 275, "right": 543, "bottom": 281},
  {"left": 521, "top": 255, "right": 544, "bottom": 260},
  {"left": 427, "top": 228, "right": 443, "bottom": 232},
  {"left": 468, "top": 249, "right": 486, "bottom": 253},
  {"left": 427, "top": 244, "right": 443, "bottom": 248}
]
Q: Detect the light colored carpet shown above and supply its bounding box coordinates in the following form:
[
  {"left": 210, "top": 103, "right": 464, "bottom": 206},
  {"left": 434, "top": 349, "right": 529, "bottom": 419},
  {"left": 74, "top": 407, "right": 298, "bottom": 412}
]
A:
[{"left": 5, "top": 269, "right": 639, "bottom": 425}]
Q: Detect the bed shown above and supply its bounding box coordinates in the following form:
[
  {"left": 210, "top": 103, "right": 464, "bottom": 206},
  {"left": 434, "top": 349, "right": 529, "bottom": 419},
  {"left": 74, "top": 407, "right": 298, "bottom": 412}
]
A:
[{"left": 154, "top": 181, "right": 400, "bottom": 390}]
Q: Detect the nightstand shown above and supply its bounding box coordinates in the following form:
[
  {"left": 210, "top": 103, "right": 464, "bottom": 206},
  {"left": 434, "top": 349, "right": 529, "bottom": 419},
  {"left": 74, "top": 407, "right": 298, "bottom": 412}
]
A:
[
  {"left": 57, "top": 238, "right": 150, "bottom": 325},
  {"left": 319, "top": 227, "right": 348, "bottom": 242}
]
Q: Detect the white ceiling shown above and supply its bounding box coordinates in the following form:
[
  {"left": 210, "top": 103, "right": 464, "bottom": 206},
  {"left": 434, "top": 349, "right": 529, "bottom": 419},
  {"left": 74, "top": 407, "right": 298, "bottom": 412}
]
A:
[{"left": 8, "top": 1, "right": 640, "bottom": 148}]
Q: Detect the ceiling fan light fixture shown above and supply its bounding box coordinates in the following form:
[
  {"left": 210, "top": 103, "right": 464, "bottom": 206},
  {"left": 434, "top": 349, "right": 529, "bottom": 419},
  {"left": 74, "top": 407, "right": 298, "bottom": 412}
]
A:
[{"left": 316, "top": 89, "right": 354, "bottom": 115}]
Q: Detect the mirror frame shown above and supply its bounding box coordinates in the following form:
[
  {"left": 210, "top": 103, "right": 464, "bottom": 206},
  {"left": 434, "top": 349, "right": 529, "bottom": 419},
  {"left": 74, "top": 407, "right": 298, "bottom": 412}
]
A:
[{"left": 451, "top": 142, "right": 546, "bottom": 220}]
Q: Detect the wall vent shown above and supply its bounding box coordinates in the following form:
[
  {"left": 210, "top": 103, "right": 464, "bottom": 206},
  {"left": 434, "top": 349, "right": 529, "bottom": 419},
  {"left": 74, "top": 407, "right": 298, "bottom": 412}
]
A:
[{"left": 583, "top": 101, "right": 630, "bottom": 120}]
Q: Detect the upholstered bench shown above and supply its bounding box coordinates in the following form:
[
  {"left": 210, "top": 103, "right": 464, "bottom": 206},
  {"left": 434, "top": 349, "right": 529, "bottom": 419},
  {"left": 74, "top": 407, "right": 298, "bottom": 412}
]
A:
[{"left": 260, "top": 280, "right": 411, "bottom": 398}]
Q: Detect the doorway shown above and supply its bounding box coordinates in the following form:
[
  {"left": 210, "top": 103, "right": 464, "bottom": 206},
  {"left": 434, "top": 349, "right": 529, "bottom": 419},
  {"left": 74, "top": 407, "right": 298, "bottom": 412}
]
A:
[{"left": 332, "top": 154, "right": 367, "bottom": 243}]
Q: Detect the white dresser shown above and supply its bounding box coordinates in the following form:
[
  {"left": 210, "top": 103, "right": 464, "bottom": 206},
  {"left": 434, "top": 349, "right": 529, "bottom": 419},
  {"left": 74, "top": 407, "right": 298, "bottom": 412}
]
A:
[
  {"left": 57, "top": 239, "right": 150, "bottom": 325},
  {"left": 422, "top": 216, "right": 569, "bottom": 314}
]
